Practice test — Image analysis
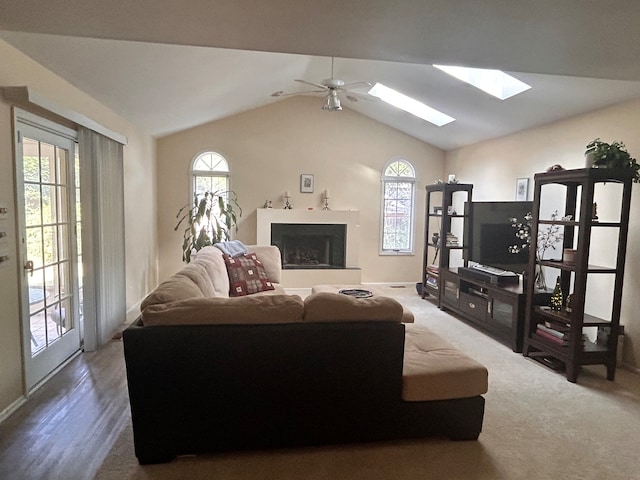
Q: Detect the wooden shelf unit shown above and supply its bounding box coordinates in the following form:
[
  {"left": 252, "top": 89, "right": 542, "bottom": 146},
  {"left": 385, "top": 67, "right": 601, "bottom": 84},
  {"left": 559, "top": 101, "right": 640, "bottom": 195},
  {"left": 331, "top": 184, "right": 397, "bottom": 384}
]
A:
[
  {"left": 421, "top": 183, "right": 473, "bottom": 306},
  {"left": 522, "top": 167, "right": 633, "bottom": 383}
]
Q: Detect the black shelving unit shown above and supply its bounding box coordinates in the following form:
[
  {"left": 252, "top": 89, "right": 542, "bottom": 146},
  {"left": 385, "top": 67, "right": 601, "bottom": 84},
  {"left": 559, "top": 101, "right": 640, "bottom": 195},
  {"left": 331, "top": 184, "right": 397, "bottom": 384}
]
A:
[
  {"left": 522, "top": 168, "right": 633, "bottom": 382},
  {"left": 422, "top": 183, "right": 473, "bottom": 306}
]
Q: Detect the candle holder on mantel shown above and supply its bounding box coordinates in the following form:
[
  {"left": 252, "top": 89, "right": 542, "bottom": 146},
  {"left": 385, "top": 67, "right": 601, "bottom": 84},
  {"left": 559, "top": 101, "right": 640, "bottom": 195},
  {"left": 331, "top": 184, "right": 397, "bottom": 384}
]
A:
[
  {"left": 283, "top": 192, "right": 292, "bottom": 209},
  {"left": 322, "top": 190, "right": 331, "bottom": 211}
]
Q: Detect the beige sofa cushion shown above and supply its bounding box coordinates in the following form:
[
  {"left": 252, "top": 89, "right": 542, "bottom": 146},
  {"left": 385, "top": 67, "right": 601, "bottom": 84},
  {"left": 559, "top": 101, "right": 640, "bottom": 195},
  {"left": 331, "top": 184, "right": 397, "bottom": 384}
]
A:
[
  {"left": 191, "top": 247, "right": 230, "bottom": 297},
  {"left": 402, "top": 324, "right": 488, "bottom": 401},
  {"left": 141, "top": 294, "right": 304, "bottom": 326},
  {"left": 311, "top": 285, "right": 414, "bottom": 323},
  {"left": 303, "top": 292, "right": 404, "bottom": 323},
  {"left": 140, "top": 276, "right": 204, "bottom": 310},
  {"left": 178, "top": 262, "right": 216, "bottom": 297},
  {"left": 247, "top": 245, "right": 282, "bottom": 284}
]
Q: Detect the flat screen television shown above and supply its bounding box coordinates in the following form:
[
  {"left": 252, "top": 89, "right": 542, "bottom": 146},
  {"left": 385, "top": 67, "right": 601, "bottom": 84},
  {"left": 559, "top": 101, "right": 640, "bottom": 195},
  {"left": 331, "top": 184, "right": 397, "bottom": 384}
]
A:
[{"left": 464, "top": 201, "right": 533, "bottom": 274}]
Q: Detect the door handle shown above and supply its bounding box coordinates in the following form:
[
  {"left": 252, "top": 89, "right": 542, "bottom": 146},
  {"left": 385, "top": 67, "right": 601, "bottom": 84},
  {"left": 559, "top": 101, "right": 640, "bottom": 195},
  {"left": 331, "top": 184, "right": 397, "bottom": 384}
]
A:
[{"left": 24, "top": 260, "right": 34, "bottom": 276}]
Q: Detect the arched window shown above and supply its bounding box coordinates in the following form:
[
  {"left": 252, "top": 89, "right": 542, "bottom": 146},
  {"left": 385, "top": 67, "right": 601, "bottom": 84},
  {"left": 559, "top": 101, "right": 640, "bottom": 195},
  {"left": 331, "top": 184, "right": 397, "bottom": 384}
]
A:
[
  {"left": 380, "top": 159, "right": 416, "bottom": 254},
  {"left": 191, "top": 151, "right": 229, "bottom": 196}
]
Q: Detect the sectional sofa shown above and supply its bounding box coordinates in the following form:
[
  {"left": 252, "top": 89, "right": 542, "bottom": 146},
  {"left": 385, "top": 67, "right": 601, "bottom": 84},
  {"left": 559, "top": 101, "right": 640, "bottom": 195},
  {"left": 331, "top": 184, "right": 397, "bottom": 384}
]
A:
[{"left": 123, "top": 245, "right": 488, "bottom": 464}]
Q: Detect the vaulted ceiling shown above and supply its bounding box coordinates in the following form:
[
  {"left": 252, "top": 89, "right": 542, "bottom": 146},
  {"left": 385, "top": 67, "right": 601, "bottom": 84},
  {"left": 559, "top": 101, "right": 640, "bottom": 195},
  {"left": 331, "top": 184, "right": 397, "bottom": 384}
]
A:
[{"left": 2, "top": 0, "right": 640, "bottom": 150}]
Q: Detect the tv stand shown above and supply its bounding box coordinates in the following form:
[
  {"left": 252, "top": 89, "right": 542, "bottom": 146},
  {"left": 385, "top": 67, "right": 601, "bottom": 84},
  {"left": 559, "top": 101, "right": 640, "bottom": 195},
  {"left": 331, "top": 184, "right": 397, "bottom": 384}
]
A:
[{"left": 440, "top": 268, "right": 548, "bottom": 352}]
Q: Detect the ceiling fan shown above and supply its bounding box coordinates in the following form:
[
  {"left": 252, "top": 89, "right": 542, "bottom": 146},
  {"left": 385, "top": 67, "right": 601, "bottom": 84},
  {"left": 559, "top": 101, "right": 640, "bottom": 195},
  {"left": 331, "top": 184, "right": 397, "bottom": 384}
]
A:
[{"left": 271, "top": 57, "right": 372, "bottom": 111}]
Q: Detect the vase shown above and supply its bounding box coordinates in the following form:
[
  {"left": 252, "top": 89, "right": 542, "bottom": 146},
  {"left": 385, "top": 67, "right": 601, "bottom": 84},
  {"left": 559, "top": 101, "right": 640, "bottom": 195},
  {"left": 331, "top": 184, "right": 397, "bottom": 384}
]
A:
[
  {"left": 534, "top": 264, "right": 547, "bottom": 291},
  {"left": 585, "top": 151, "right": 595, "bottom": 168}
]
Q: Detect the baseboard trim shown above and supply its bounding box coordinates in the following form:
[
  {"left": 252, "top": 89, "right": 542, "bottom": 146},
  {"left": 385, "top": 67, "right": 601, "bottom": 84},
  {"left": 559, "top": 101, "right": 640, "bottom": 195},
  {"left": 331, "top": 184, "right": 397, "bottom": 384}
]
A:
[
  {"left": 0, "top": 395, "right": 27, "bottom": 425},
  {"left": 621, "top": 363, "right": 640, "bottom": 375}
]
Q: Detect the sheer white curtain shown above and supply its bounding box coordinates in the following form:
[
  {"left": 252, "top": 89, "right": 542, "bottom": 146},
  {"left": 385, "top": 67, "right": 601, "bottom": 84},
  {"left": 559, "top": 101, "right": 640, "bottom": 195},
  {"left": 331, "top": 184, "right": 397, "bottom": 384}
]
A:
[{"left": 78, "top": 127, "right": 126, "bottom": 349}]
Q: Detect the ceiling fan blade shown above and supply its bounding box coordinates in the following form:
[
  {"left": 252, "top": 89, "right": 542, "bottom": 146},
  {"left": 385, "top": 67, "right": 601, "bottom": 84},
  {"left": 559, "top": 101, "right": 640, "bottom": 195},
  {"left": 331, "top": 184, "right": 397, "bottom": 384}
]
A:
[
  {"left": 340, "top": 81, "right": 373, "bottom": 90},
  {"left": 295, "top": 79, "right": 328, "bottom": 90},
  {"left": 272, "top": 89, "right": 326, "bottom": 97},
  {"left": 343, "top": 90, "right": 376, "bottom": 102}
]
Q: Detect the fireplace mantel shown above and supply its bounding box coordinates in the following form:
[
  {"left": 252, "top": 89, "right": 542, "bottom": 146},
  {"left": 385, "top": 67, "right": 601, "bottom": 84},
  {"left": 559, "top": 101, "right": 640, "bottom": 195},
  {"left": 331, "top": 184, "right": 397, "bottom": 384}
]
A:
[{"left": 256, "top": 208, "right": 361, "bottom": 287}]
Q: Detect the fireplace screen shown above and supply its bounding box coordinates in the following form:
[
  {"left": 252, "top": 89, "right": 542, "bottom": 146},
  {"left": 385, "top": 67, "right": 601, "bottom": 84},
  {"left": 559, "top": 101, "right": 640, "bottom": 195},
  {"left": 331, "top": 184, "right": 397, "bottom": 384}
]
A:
[{"left": 271, "top": 223, "right": 346, "bottom": 269}]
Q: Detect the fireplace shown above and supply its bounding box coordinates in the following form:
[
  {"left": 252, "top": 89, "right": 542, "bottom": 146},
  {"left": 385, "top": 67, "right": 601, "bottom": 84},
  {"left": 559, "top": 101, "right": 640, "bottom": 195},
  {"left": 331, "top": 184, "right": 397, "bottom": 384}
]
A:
[
  {"left": 256, "top": 209, "right": 361, "bottom": 287},
  {"left": 271, "top": 223, "right": 346, "bottom": 269}
]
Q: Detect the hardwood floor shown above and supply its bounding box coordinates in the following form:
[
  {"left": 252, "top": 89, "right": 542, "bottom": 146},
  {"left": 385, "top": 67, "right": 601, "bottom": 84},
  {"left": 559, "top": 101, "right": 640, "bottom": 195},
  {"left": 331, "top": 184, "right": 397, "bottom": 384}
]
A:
[{"left": 0, "top": 340, "right": 131, "bottom": 480}]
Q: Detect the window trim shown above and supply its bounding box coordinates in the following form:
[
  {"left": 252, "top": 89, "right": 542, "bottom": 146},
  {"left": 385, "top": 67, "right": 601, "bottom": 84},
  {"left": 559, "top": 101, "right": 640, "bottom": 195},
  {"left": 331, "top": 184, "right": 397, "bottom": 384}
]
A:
[{"left": 379, "top": 158, "right": 416, "bottom": 255}]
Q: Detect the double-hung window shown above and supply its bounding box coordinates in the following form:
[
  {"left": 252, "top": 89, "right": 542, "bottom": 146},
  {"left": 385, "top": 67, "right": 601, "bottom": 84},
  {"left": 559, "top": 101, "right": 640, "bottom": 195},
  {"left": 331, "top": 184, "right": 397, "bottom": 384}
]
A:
[{"left": 380, "top": 159, "right": 416, "bottom": 254}]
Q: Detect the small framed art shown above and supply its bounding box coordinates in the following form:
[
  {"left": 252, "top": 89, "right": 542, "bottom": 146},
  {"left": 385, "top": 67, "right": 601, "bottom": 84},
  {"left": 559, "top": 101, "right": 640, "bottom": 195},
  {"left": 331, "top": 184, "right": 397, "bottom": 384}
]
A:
[
  {"left": 515, "top": 177, "right": 529, "bottom": 201},
  {"left": 300, "top": 174, "right": 314, "bottom": 193}
]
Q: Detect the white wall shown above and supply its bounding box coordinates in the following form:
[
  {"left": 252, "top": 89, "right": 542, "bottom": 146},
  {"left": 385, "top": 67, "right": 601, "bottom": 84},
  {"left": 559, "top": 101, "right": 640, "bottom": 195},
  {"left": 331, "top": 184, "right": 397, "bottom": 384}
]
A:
[
  {"left": 0, "top": 39, "right": 158, "bottom": 414},
  {"left": 447, "top": 98, "right": 640, "bottom": 371},
  {"left": 156, "top": 96, "right": 445, "bottom": 283}
]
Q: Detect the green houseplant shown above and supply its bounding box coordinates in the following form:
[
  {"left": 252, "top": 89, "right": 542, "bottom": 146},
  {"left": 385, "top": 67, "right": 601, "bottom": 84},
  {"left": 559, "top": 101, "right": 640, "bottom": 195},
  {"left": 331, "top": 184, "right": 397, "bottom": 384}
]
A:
[
  {"left": 174, "top": 190, "right": 242, "bottom": 263},
  {"left": 585, "top": 138, "right": 640, "bottom": 183}
]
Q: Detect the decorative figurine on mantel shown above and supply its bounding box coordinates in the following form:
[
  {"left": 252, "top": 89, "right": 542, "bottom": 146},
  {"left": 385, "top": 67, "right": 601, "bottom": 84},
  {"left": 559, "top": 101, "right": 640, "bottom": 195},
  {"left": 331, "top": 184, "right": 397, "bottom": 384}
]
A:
[
  {"left": 283, "top": 191, "right": 292, "bottom": 209},
  {"left": 263, "top": 200, "right": 273, "bottom": 209},
  {"left": 322, "top": 189, "right": 331, "bottom": 211}
]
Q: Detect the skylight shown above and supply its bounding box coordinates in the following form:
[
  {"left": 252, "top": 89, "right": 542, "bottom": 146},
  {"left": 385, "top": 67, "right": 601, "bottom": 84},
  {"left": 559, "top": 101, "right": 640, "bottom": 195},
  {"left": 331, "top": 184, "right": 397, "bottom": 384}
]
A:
[
  {"left": 433, "top": 65, "right": 531, "bottom": 100},
  {"left": 367, "top": 83, "right": 455, "bottom": 127}
]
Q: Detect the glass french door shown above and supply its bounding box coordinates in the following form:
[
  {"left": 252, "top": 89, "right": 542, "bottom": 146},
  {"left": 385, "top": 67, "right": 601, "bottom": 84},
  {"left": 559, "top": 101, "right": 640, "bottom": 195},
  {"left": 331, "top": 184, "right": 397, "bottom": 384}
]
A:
[{"left": 15, "top": 116, "right": 82, "bottom": 390}]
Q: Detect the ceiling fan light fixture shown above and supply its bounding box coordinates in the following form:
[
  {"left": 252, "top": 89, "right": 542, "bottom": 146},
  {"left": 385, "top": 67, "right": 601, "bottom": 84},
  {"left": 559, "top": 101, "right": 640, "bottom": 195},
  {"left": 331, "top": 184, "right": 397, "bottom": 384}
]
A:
[{"left": 322, "top": 90, "right": 342, "bottom": 111}]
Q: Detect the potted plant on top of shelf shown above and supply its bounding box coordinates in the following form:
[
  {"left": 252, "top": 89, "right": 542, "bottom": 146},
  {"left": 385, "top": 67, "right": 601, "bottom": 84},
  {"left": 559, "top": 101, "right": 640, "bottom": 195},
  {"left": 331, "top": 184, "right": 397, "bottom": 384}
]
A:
[
  {"left": 174, "top": 190, "right": 242, "bottom": 263},
  {"left": 585, "top": 139, "right": 640, "bottom": 183}
]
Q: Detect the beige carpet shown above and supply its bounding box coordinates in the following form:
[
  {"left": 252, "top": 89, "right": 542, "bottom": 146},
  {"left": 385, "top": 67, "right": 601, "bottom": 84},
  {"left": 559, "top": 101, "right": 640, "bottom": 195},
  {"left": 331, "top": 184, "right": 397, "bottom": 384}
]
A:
[{"left": 96, "top": 285, "right": 640, "bottom": 480}]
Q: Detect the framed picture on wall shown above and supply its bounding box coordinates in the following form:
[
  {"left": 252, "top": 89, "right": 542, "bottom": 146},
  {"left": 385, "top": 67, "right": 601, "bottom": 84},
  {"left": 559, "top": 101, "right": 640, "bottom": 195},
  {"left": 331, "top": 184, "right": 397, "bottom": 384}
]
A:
[
  {"left": 515, "top": 177, "right": 529, "bottom": 201},
  {"left": 300, "top": 174, "right": 314, "bottom": 193}
]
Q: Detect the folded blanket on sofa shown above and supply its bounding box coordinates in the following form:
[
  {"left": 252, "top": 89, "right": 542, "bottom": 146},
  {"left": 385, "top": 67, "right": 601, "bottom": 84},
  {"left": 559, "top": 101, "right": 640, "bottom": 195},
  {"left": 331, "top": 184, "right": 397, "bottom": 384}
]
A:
[{"left": 214, "top": 240, "right": 248, "bottom": 257}]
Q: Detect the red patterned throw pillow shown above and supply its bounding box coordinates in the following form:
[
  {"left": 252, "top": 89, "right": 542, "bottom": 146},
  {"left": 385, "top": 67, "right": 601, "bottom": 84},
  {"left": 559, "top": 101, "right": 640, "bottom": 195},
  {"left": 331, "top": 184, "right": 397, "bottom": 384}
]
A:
[{"left": 223, "top": 253, "right": 275, "bottom": 297}]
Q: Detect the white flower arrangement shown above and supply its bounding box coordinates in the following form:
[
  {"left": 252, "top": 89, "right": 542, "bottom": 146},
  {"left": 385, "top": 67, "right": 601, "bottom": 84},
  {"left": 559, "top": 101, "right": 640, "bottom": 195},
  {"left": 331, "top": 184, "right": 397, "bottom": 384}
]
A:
[{"left": 509, "top": 210, "right": 563, "bottom": 260}]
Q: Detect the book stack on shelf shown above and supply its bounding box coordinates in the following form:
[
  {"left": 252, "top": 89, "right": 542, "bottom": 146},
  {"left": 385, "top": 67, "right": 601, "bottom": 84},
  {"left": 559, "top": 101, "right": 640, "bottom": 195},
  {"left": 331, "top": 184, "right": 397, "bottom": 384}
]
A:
[
  {"left": 535, "top": 322, "right": 569, "bottom": 346},
  {"left": 534, "top": 320, "right": 588, "bottom": 347},
  {"left": 425, "top": 265, "right": 439, "bottom": 289},
  {"left": 445, "top": 232, "right": 459, "bottom": 247}
]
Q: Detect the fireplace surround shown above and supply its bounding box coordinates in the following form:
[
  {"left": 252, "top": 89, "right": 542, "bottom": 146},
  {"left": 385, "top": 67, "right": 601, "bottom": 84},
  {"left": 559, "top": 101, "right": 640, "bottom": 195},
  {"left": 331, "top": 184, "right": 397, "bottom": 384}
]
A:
[{"left": 256, "top": 209, "right": 361, "bottom": 287}]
